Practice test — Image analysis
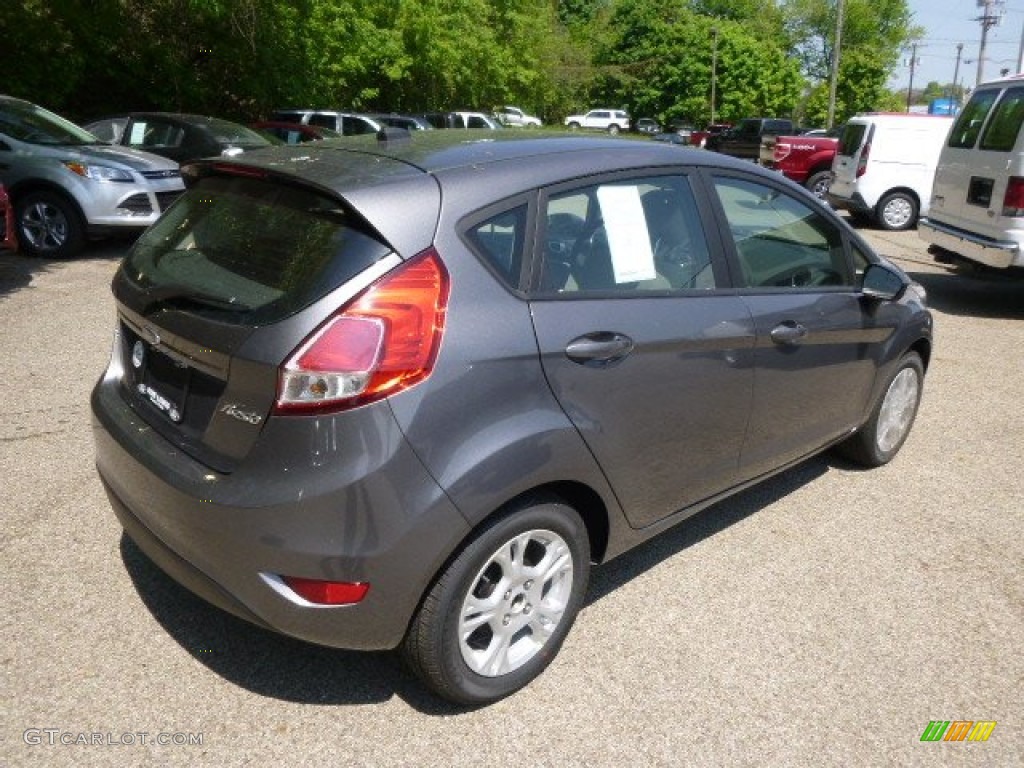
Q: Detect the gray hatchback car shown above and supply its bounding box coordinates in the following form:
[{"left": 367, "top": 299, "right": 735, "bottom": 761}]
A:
[{"left": 92, "top": 132, "right": 933, "bottom": 705}]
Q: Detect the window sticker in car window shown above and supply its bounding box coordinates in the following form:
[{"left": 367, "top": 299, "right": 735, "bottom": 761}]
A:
[
  {"left": 596, "top": 185, "right": 657, "bottom": 283},
  {"left": 129, "top": 122, "right": 148, "bottom": 145}
]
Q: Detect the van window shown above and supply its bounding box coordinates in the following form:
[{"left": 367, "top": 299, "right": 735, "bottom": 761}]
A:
[
  {"left": 838, "top": 123, "right": 867, "bottom": 156},
  {"left": 979, "top": 87, "right": 1024, "bottom": 151},
  {"left": 949, "top": 89, "right": 999, "bottom": 148}
]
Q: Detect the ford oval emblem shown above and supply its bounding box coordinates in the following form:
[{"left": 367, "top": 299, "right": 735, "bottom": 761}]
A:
[{"left": 131, "top": 340, "right": 145, "bottom": 369}]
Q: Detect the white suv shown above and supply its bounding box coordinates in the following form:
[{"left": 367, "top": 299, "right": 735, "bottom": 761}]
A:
[
  {"left": 564, "top": 109, "right": 630, "bottom": 135},
  {"left": 495, "top": 106, "right": 541, "bottom": 127},
  {"left": 0, "top": 95, "right": 184, "bottom": 258}
]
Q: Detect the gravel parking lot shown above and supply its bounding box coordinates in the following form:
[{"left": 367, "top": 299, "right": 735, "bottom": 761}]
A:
[{"left": 2, "top": 223, "right": 1021, "bottom": 767}]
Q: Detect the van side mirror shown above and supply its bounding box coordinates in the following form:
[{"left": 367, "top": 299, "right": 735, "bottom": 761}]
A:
[{"left": 861, "top": 263, "right": 906, "bottom": 300}]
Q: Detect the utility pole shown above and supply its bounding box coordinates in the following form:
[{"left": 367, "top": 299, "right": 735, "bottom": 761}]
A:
[
  {"left": 975, "top": 0, "right": 1004, "bottom": 85},
  {"left": 953, "top": 43, "right": 964, "bottom": 106},
  {"left": 906, "top": 43, "right": 918, "bottom": 112},
  {"left": 827, "top": 0, "right": 846, "bottom": 129},
  {"left": 710, "top": 27, "right": 719, "bottom": 126}
]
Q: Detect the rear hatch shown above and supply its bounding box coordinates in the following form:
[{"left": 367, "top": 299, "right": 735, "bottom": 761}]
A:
[
  {"left": 109, "top": 163, "right": 425, "bottom": 472},
  {"left": 930, "top": 84, "right": 1024, "bottom": 236},
  {"left": 830, "top": 121, "right": 870, "bottom": 196}
]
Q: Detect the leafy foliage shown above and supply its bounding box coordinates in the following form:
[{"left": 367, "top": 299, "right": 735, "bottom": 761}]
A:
[{"left": 1, "top": 0, "right": 916, "bottom": 127}]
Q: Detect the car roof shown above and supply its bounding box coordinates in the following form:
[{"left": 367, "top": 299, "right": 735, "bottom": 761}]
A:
[{"left": 185, "top": 132, "right": 770, "bottom": 258}]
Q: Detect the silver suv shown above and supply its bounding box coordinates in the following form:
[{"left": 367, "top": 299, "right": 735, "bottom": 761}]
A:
[{"left": 0, "top": 95, "right": 184, "bottom": 258}]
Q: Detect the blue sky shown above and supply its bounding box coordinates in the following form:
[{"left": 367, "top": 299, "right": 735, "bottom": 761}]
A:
[{"left": 889, "top": 0, "right": 1023, "bottom": 90}]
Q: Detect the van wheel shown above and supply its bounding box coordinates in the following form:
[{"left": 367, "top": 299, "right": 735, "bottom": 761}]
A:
[
  {"left": 876, "top": 192, "right": 918, "bottom": 231},
  {"left": 402, "top": 495, "right": 590, "bottom": 705}
]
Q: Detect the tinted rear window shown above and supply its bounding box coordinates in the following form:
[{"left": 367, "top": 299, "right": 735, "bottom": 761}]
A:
[
  {"left": 948, "top": 89, "right": 999, "bottom": 148},
  {"left": 122, "top": 174, "right": 391, "bottom": 325},
  {"left": 979, "top": 86, "right": 1024, "bottom": 151},
  {"left": 838, "top": 123, "right": 867, "bottom": 156}
]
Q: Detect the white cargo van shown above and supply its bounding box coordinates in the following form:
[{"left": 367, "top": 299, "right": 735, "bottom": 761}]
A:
[
  {"left": 828, "top": 113, "right": 953, "bottom": 230},
  {"left": 919, "top": 74, "right": 1024, "bottom": 270}
]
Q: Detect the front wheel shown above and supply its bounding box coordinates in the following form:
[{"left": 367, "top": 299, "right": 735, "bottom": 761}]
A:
[
  {"left": 15, "top": 190, "right": 85, "bottom": 258},
  {"left": 876, "top": 191, "right": 918, "bottom": 231},
  {"left": 402, "top": 495, "right": 590, "bottom": 705},
  {"left": 835, "top": 352, "right": 924, "bottom": 467}
]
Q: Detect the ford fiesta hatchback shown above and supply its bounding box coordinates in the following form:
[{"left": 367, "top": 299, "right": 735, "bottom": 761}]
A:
[{"left": 92, "top": 133, "right": 933, "bottom": 705}]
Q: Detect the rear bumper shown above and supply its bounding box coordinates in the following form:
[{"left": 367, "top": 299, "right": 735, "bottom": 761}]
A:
[
  {"left": 826, "top": 189, "right": 871, "bottom": 216},
  {"left": 919, "top": 217, "right": 1023, "bottom": 269},
  {"left": 92, "top": 371, "right": 470, "bottom": 651}
]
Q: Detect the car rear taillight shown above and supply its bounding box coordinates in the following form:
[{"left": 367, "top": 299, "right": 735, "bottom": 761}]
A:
[
  {"left": 856, "top": 140, "right": 872, "bottom": 178},
  {"left": 856, "top": 142, "right": 871, "bottom": 178},
  {"left": 276, "top": 248, "right": 449, "bottom": 414},
  {"left": 282, "top": 576, "right": 370, "bottom": 605},
  {"left": 1002, "top": 176, "right": 1024, "bottom": 216},
  {"left": 773, "top": 141, "right": 791, "bottom": 162}
]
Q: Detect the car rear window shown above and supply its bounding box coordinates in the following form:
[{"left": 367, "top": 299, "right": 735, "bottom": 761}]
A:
[
  {"left": 121, "top": 174, "right": 392, "bottom": 325},
  {"left": 979, "top": 86, "right": 1024, "bottom": 151},
  {"left": 948, "top": 88, "right": 1000, "bottom": 148},
  {"left": 837, "top": 123, "right": 867, "bottom": 156}
]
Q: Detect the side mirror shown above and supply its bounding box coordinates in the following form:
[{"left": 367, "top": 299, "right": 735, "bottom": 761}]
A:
[{"left": 861, "top": 263, "right": 906, "bottom": 301}]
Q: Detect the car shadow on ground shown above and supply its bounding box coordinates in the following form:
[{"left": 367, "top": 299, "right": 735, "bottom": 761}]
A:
[
  {"left": 907, "top": 269, "right": 1024, "bottom": 320},
  {"left": 0, "top": 240, "right": 129, "bottom": 298},
  {"left": 120, "top": 455, "right": 832, "bottom": 715}
]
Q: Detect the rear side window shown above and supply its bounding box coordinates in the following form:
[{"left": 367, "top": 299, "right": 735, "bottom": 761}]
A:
[
  {"left": 465, "top": 205, "right": 527, "bottom": 286},
  {"left": 949, "top": 89, "right": 999, "bottom": 148},
  {"left": 122, "top": 174, "right": 391, "bottom": 324},
  {"left": 539, "top": 175, "right": 716, "bottom": 294},
  {"left": 979, "top": 86, "right": 1024, "bottom": 151},
  {"left": 838, "top": 123, "right": 867, "bottom": 156}
]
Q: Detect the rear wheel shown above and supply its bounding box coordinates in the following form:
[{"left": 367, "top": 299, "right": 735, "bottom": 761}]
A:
[
  {"left": 15, "top": 190, "right": 85, "bottom": 258},
  {"left": 836, "top": 352, "right": 924, "bottom": 466},
  {"left": 607, "top": 124, "right": 620, "bottom": 135},
  {"left": 805, "top": 170, "right": 833, "bottom": 200},
  {"left": 876, "top": 191, "right": 918, "bottom": 231},
  {"left": 567, "top": 122, "right": 581, "bottom": 131},
  {"left": 402, "top": 495, "right": 590, "bottom": 705}
]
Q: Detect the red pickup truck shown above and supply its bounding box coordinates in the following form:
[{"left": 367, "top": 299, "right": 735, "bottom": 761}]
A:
[{"left": 761, "top": 130, "right": 841, "bottom": 199}]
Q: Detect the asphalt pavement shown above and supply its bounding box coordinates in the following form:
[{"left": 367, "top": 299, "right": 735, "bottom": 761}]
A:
[{"left": 1, "top": 223, "right": 1021, "bottom": 767}]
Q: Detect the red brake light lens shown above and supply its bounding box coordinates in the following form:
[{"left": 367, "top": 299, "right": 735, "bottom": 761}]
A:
[
  {"left": 856, "top": 142, "right": 871, "bottom": 178},
  {"left": 282, "top": 576, "right": 370, "bottom": 605},
  {"left": 1002, "top": 176, "right": 1024, "bottom": 216},
  {"left": 276, "top": 248, "right": 449, "bottom": 414}
]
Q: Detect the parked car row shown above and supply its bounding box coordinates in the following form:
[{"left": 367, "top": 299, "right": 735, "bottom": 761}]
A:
[{"left": 0, "top": 95, "right": 185, "bottom": 258}]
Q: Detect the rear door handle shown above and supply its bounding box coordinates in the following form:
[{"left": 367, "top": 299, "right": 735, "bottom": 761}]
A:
[
  {"left": 770, "top": 321, "right": 808, "bottom": 346},
  {"left": 565, "top": 332, "right": 635, "bottom": 367}
]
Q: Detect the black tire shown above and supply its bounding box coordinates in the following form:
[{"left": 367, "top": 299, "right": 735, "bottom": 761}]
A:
[
  {"left": 402, "top": 495, "right": 590, "bottom": 705},
  {"left": 805, "top": 170, "right": 833, "bottom": 200},
  {"left": 835, "top": 352, "right": 924, "bottom": 467},
  {"left": 607, "top": 124, "right": 620, "bottom": 135},
  {"left": 876, "top": 191, "right": 918, "bottom": 231},
  {"left": 567, "top": 122, "right": 581, "bottom": 131},
  {"left": 15, "top": 190, "right": 85, "bottom": 258}
]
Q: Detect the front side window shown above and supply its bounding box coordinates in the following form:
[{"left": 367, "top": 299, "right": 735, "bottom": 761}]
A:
[
  {"left": 979, "top": 87, "right": 1024, "bottom": 151},
  {"left": 712, "top": 176, "right": 852, "bottom": 289},
  {"left": 539, "top": 176, "right": 716, "bottom": 294},
  {"left": 949, "top": 89, "right": 999, "bottom": 148}
]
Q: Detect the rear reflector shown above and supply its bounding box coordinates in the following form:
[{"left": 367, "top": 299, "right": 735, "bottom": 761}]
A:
[
  {"left": 282, "top": 576, "right": 370, "bottom": 605},
  {"left": 276, "top": 248, "right": 449, "bottom": 414},
  {"left": 1002, "top": 176, "right": 1024, "bottom": 216}
]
